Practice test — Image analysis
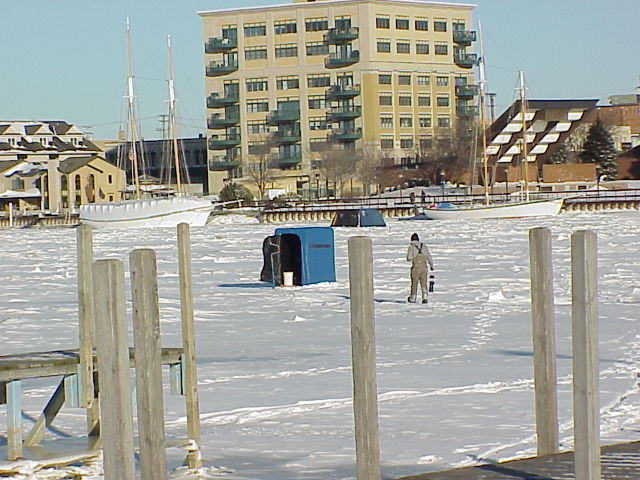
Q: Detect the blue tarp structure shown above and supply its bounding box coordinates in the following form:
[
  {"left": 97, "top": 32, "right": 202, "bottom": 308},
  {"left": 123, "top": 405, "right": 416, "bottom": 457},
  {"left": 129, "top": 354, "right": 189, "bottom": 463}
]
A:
[
  {"left": 260, "top": 226, "right": 336, "bottom": 286},
  {"left": 331, "top": 208, "right": 386, "bottom": 227}
]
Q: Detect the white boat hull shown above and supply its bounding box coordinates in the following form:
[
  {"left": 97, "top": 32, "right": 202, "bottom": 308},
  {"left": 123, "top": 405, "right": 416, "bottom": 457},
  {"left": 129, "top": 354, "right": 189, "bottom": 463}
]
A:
[
  {"left": 420, "top": 198, "right": 564, "bottom": 220},
  {"left": 79, "top": 196, "right": 213, "bottom": 228}
]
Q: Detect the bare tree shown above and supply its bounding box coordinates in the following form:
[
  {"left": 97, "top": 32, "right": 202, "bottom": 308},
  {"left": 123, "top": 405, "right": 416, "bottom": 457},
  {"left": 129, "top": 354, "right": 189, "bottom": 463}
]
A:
[
  {"left": 243, "top": 136, "right": 278, "bottom": 201},
  {"left": 315, "top": 145, "right": 361, "bottom": 198},
  {"left": 356, "top": 142, "right": 384, "bottom": 195}
]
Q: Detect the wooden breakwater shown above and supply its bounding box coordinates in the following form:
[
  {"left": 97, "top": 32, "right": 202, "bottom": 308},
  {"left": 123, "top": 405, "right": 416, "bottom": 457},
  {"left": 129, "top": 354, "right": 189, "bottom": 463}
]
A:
[{"left": 0, "top": 213, "right": 79, "bottom": 229}]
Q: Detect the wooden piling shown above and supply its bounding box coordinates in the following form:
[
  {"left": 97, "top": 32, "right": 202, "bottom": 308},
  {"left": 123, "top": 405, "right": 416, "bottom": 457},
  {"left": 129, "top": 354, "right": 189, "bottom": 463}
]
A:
[
  {"left": 528, "top": 227, "right": 559, "bottom": 455},
  {"left": 6, "top": 380, "right": 22, "bottom": 460},
  {"left": 571, "top": 230, "right": 601, "bottom": 480},
  {"left": 93, "top": 259, "right": 135, "bottom": 480},
  {"left": 347, "top": 236, "right": 381, "bottom": 480},
  {"left": 177, "top": 223, "right": 203, "bottom": 469},
  {"left": 130, "top": 249, "right": 168, "bottom": 480}
]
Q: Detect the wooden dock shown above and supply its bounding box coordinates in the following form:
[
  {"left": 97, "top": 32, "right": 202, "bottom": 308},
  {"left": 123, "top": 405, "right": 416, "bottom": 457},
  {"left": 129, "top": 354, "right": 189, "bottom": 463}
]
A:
[{"left": 397, "top": 441, "right": 640, "bottom": 479}]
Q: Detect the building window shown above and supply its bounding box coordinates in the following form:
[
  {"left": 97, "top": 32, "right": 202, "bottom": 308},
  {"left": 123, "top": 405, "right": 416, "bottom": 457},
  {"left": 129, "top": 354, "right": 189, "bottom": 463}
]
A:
[
  {"left": 380, "top": 137, "right": 394, "bottom": 149},
  {"left": 307, "top": 74, "right": 331, "bottom": 87},
  {"left": 376, "top": 39, "right": 391, "bottom": 53},
  {"left": 247, "top": 121, "right": 268, "bottom": 134},
  {"left": 277, "top": 76, "right": 299, "bottom": 90},
  {"left": 306, "top": 17, "right": 329, "bottom": 31},
  {"left": 335, "top": 16, "right": 352, "bottom": 30},
  {"left": 418, "top": 96, "right": 431, "bottom": 107},
  {"left": 378, "top": 74, "right": 392, "bottom": 85},
  {"left": 380, "top": 116, "right": 393, "bottom": 128},
  {"left": 417, "top": 75, "right": 430, "bottom": 86},
  {"left": 436, "top": 76, "right": 449, "bottom": 87},
  {"left": 416, "top": 41, "right": 429, "bottom": 54},
  {"left": 306, "top": 41, "right": 329, "bottom": 56},
  {"left": 396, "top": 41, "right": 410, "bottom": 54},
  {"left": 379, "top": 94, "right": 392, "bottom": 106},
  {"left": 246, "top": 100, "right": 269, "bottom": 113},
  {"left": 399, "top": 95, "right": 412, "bottom": 106},
  {"left": 108, "top": 174, "right": 113, "bottom": 184},
  {"left": 396, "top": 17, "right": 410, "bottom": 30},
  {"left": 309, "top": 117, "right": 328, "bottom": 130},
  {"left": 376, "top": 16, "right": 390, "bottom": 28},
  {"left": 244, "top": 23, "right": 266, "bottom": 37},
  {"left": 245, "top": 46, "right": 267, "bottom": 60},
  {"left": 399, "top": 116, "right": 413, "bottom": 128},
  {"left": 419, "top": 116, "right": 432, "bottom": 128},
  {"left": 434, "top": 42, "right": 448, "bottom": 55},
  {"left": 274, "top": 20, "right": 297, "bottom": 35},
  {"left": 436, "top": 96, "right": 450, "bottom": 107},
  {"left": 246, "top": 78, "right": 268, "bottom": 92},
  {"left": 275, "top": 43, "right": 298, "bottom": 58},
  {"left": 415, "top": 18, "right": 429, "bottom": 31},
  {"left": 398, "top": 75, "right": 411, "bottom": 85},
  {"left": 434, "top": 20, "right": 447, "bottom": 32},
  {"left": 400, "top": 137, "right": 414, "bottom": 149},
  {"left": 437, "top": 116, "right": 451, "bottom": 128},
  {"left": 308, "top": 95, "right": 327, "bottom": 109},
  {"left": 248, "top": 142, "right": 269, "bottom": 155}
]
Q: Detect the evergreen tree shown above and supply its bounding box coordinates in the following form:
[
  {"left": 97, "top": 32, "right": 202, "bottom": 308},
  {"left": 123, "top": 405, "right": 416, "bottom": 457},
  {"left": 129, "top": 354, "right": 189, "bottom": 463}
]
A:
[
  {"left": 579, "top": 119, "right": 618, "bottom": 179},
  {"left": 220, "top": 182, "right": 254, "bottom": 203},
  {"left": 547, "top": 142, "right": 569, "bottom": 164}
]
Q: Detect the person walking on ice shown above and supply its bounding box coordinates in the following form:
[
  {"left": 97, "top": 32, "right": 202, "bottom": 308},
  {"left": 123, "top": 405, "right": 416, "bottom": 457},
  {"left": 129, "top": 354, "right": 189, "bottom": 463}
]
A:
[{"left": 406, "top": 233, "right": 434, "bottom": 304}]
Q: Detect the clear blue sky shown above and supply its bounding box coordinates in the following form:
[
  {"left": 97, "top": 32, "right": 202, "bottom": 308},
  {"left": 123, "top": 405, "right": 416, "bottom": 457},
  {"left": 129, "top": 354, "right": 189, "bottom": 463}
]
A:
[{"left": 3, "top": 0, "right": 638, "bottom": 140}]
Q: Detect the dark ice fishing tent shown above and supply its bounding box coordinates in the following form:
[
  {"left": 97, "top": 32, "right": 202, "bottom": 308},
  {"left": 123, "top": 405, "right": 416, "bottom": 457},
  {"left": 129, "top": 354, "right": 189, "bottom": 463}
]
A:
[
  {"left": 331, "top": 208, "right": 386, "bottom": 227},
  {"left": 260, "top": 226, "right": 336, "bottom": 286}
]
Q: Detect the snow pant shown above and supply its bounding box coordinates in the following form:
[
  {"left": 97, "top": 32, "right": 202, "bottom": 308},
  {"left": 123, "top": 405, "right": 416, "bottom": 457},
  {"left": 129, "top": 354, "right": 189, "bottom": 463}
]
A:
[{"left": 409, "top": 264, "right": 429, "bottom": 302}]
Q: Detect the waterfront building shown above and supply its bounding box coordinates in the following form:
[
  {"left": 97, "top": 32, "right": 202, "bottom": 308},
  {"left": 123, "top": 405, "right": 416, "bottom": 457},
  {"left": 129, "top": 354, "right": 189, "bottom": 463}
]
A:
[{"left": 199, "top": 0, "right": 477, "bottom": 197}]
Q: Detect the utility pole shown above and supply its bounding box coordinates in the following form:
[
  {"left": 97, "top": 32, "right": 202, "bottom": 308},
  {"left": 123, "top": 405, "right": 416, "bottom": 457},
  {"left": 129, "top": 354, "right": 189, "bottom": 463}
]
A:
[{"left": 487, "top": 93, "right": 497, "bottom": 124}]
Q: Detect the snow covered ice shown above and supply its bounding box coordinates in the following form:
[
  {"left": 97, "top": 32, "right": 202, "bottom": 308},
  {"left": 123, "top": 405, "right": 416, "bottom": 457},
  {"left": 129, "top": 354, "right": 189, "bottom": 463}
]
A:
[{"left": 1, "top": 211, "right": 640, "bottom": 479}]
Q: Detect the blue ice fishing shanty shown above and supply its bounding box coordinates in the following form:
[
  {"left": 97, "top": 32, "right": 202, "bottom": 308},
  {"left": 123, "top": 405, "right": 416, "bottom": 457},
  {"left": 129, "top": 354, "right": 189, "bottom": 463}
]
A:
[
  {"left": 331, "top": 208, "right": 386, "bottom": 227},
  {"left": 260, "top": 226, "right": 336, "bottom": 286}
]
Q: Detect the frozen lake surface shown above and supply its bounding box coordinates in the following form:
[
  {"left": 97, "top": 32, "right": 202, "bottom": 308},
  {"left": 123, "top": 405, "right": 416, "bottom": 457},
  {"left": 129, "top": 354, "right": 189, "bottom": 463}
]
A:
[{"left": 1, "top": 211, "right": 639, "bottom": 479}]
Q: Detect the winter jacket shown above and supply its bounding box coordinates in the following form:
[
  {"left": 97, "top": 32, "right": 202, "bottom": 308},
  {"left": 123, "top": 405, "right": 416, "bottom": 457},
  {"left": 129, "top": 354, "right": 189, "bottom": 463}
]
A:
[{"left": 406, "top": 240, "right": 434, "bottom": 270}]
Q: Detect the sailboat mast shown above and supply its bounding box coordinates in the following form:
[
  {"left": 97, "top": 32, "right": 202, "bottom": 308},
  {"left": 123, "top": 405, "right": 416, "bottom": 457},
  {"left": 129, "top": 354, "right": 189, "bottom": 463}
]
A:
[
  {"left": 519, "top": 70, "right": 530, "bottom": 202},
  {"left": 477, "top": 21, "right": 490, "bottom": 206},
  {"left": 167, "top": 35, "right": 184, "bottom": 195},
  {"left": 126, "top": 18, "right": 141, "bottom": 199}
]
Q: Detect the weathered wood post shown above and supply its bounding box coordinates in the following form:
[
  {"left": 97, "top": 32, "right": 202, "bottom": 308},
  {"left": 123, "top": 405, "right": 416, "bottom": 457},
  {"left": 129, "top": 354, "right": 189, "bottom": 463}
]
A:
[
  {"left": 177, "top": 223, "right": 203, "bottom": 469},
  {"left": 571, "top": 230, "right": 601, "bottom": 480},
  {"left": 347, "top": 236, "right": 381, "bottom": 480},
  {"left": 528, "top": 227, "right": 559, "bottom": 455},
  {"left": 93, "top": 259, "right": 135, "bottom": 480},
  {"left": 77, "top": 224, "right": 98, "bottom": 437},
  {"left": 130, "top": 249, "right": 168, "bottom": 480},
  {"left": 6, "top": 380, "right": 22, "bottom": 460}
]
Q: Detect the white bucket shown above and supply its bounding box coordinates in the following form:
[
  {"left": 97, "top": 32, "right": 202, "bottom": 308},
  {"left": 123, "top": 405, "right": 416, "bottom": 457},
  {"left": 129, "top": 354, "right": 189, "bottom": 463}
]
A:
[{"left": 283, "top": 271, "right": 294, "bottom": 287}]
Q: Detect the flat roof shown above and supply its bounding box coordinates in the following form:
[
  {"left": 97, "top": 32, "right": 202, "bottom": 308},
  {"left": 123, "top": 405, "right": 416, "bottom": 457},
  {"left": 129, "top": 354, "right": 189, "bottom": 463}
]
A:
[{"left": 199, "top": 0, "right": 475, "bottom": 16}]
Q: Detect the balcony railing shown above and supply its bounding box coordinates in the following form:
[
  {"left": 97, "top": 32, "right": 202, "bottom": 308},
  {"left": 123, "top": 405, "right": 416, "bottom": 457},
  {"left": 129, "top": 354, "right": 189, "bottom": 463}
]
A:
[
  {"left": 208, "top": 157, "right": 241, "bottom": 171},
  {"left": 453, "top": 30, "right": 477, "bottom": 45},
  {"left": 325, "top": 50, "right": 359, "bottom": 68},
  {"left": 206, "top": 61, "right": 238, "bottom": 76},
  {"left": 455, "top": 84, "right": 479, "bottom": 98},
  {"left": 324, "top": 27, "right": 359, "bottom": 44},
  {"left": 326, "top": 83, "right": 361, "bottom": 100},
  {"left": 274, "top": 152, "right": 302, "bottom": 166},
  {"left": 328, "top": 127, "right": 362, "bottom": 142},
  {"left": 456, "top": 105, "right": 479, "bottom": 117},
  {"left": 453, "top": 53, "right": 478, "bottom": 69},
  {"left": 207, "top": 113, "right": 240, "bottom": 129},
  {"left": 267, "top": 109, "right": 300, "bottom": 125},
  {"left": 326, "top": 105, "right": 362, "bottom": 122},
  {"left": 206, "top": 90, "right": 239, "bottom": 108},
  {"left": 208, "top": 134, "right": 241, "bottom": 150},
  {"left": 271, "top": 130, "right": 301, "bottom": 145},
  {"left": 205, "top": 36, "right": 238, "bottom": 54}
]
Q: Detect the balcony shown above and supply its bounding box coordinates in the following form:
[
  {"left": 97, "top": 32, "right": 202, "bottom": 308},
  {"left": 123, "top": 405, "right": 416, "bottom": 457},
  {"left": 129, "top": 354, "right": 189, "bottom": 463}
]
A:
[
  {"left": 325, "top": 50, "right": 359, "bottom": 69},
  {"left": 326, "top": 105, "right": 362, "bottom": 122},
  {"left": 326, "top": 83, "right": 361, "bottom": 100},
  {"left": 271, "top": 130, "right": 301, "bottom": 145},
  {"left": 206, "top": 61, "right": 238, "bottom": 77},
  {"left": 206, "top": 90, "right": 239, "bottom": 108},
  {"left": 454, "top": 53, "right": 478, "bottom": 69},
  {"left": 208, "top": 134, "right": 241, "bottom": 150},
  {"left": 456, "top": 105, "right": 479, "bottom": 117},
  {"left": 274, "top": 152, "right": 302, "bottom": 167},
  {"left": 267, "top": 109, "right": 300, "bottom": 125},
  {"left": 453, "top": 30, "right": 477, "bottom": 45},
  {"left": 328, "top": 127, "right": 362, "bottom": 142},
  {"left": 207, "top": 113, "right": 239, "bottom": 129},
  {"left": 324, "top": 26, "right": 359, "bottom": 44},
  {"left": 205, "top": 36, "right": 238, "bottom": 54},
  {"left": 455, "top": 84, "right": 479, "bottom": 98},
  {"left": 208, "top": 157, "right": 241, "bottom": 171}
]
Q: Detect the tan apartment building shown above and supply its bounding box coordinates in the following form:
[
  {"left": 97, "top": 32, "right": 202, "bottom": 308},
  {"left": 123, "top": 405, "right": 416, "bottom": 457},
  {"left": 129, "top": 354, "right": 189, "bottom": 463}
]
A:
[{"left": 199, "top": 0, "right": 477, "bottom": 197}]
